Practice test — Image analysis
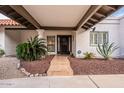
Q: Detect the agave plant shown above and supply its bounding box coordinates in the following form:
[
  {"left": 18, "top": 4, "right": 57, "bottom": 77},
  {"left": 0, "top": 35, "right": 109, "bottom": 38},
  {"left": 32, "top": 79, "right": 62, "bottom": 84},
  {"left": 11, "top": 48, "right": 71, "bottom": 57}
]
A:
[
  {"left": 83, "top": 52, "right": 94, "bottom": 59},
  {"left": 16, "top": 35, "right": 47, "bottom": 61},
  {"left": 96, "top": 42, "right": 118, "bottom": 60}
]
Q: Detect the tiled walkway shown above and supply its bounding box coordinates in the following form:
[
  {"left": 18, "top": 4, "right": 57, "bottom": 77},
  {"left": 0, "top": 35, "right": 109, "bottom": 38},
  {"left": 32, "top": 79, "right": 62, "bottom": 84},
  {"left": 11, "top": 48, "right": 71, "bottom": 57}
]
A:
[{"left": 47, "top": 55, "right": 73, "bottom": 76}]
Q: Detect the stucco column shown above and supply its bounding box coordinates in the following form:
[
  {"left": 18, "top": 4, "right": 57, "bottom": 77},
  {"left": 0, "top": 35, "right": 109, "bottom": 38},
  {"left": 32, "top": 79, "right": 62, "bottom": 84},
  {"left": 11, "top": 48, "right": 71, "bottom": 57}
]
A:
[{"left": 36, "top": 29, "right": 45, "bottom": 38}]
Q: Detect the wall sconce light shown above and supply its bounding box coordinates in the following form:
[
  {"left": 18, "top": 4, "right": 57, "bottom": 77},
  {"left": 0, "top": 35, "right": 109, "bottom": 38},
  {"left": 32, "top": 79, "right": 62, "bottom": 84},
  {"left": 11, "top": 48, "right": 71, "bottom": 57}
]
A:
[{"left": 91, "top": 27, "right": 96, "bottom": 32}]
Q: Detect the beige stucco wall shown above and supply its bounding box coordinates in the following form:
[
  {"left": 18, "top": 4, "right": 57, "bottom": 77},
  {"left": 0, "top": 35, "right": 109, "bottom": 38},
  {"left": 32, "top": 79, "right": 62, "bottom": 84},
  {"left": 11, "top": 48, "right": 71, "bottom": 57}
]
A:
[
  {"left": 76, "top": 17, "right": 120, "bottom": 58},
  {"left": 5, "top": 29, "right": 75, "bottom": 56},
  {"left": 5, "top": 29, "right": 38, "bottom": 56},
  {"left": 0, "top": 27, "right": 5, "bottom": 50},
  {"left": 119, "top": 16, "right": 124, "bottom": 57},
  {"left": 5, "top": 30, "right": 21, "bottom": 56},
  {"left": 20, "top": 30, "right": 38, "bottom": 42}
]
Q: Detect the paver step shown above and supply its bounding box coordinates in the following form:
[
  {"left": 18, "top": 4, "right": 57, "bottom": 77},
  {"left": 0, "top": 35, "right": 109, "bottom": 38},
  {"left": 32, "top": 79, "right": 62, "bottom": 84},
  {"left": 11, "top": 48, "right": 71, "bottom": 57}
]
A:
[
  {"left": 47, "top": 56, "right": 73, "bottom": 76},
  {"left": 48, "top": 71, "right": 73, "bottom": 76}
]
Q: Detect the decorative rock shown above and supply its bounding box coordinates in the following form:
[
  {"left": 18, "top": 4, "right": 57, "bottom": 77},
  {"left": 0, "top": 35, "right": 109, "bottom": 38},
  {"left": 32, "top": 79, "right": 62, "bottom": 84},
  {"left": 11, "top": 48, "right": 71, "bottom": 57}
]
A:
[
  {"left": 24, "top": 71, "right": 31, "bottom": 76},
  {"left": 29, "top": 74, "right": 34, "bottom": 77},
  {"left": 34, "top": 73, "right": 39, "bottom": 77},
  {"left": 42, "top": 56, "right": 45, "bottom": 58},
  {"left": 42, "top": 73, "right": 47, "bottom": 76},
  {"left": 17, "top": 63, "right": 20, "bottom": 69},
  {"left": 22, "top": 70, "right": 26, "bottom": 73},
  {"left": 20, "top": 68, "right": 25, "bottom": 72},
  {"left": 39, "top": 74, "right": 43, "bottom": 76}
]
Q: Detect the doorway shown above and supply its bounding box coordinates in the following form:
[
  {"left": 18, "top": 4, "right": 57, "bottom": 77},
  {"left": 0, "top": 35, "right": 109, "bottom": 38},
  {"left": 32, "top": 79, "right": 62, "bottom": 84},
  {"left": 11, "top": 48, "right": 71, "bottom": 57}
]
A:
[{"left": 57, "top": 35, "right": 72, "bottom": 54}]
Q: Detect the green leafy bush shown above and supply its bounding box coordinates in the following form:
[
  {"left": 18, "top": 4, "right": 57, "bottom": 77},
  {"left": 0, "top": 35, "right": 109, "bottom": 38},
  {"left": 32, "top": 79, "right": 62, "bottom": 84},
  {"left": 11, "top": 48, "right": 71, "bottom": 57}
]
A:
[
  {"left": 96, "top": 42, "right": 118, "bottom": 60},
  {"left": 0, "top": 48, "right": 5, "bottom": 57},
  {"left": 83, "top": 52, "right": 94, "bottom": 59},
  {"left": 16, "top": 36, "right": 47, "bottom": 61}
]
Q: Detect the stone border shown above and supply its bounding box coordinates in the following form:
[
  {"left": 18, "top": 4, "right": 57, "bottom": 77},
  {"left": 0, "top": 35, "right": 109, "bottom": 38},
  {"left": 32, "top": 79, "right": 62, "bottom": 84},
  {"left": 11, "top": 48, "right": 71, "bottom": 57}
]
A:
[{"left": 17, "top": 62, "right": 47, "bottom": 77}]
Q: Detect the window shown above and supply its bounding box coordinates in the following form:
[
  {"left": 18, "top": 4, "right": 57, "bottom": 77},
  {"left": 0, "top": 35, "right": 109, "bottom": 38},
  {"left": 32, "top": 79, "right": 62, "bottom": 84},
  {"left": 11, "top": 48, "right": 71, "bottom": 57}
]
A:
[
  {"left": 90, "top": 32, "right": 108, "bottom": 46},
  {"left": 47, "top": 36, "right": 55, "bottom": 52}
]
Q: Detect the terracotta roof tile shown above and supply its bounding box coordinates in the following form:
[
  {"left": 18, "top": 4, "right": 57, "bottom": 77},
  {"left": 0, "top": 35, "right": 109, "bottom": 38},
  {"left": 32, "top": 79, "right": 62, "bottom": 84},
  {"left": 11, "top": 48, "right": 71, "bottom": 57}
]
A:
[{"left": 0, "top": 19, "right": 20, "bottom": 26}]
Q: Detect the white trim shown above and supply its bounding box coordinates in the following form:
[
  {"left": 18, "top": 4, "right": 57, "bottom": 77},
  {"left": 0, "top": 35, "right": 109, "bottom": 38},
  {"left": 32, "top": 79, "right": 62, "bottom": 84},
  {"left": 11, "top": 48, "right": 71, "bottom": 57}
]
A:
[{"left": 36, "top": 29, "right": 45, "bottom": 38}]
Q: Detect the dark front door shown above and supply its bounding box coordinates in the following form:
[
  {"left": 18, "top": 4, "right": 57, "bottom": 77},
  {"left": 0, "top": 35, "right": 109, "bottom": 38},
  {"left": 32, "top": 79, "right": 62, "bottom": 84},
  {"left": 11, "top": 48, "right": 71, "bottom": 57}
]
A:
[{"left": 57, "top": 35, "right": 72, "bottom": 54}]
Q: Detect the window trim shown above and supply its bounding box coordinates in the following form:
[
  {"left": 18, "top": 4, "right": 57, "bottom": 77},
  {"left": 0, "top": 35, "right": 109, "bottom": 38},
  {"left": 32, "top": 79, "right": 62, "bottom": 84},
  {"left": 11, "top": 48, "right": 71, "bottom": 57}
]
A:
[{"left": 90, "top": 31, "right": 109, "bottom": 47}]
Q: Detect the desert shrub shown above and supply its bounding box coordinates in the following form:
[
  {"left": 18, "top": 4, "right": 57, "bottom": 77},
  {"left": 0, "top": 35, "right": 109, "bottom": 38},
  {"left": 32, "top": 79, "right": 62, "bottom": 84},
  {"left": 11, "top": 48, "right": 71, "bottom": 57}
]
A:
[
  {"left": 0, "top": 48, "right": 5, "bottom": 57},
  {"left": 16, "top": 36, "right": 47, "bottom": 61},
  {"left": 70, "top": 52, "right": 74, "bottom": 57},
  {"left": 83, "top": 52, "right": 94, "bottom": 59},
  {"left": 96, "top": 42, "right": 118, "bottom": 60}
]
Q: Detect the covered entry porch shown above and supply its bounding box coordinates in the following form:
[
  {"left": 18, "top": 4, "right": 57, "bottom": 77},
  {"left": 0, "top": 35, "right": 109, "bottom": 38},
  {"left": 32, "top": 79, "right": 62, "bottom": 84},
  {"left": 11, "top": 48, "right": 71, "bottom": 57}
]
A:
[{"left": 0, "top": 5, "right": 122, "bottom": 57}]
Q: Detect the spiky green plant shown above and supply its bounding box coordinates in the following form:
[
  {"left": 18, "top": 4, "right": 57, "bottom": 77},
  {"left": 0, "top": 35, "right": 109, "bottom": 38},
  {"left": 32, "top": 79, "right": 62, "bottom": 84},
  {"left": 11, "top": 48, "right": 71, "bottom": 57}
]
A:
[
  {"left": 83, "top": 52, "right": 94, "bottom": 59},
  {"left": 0, "top": 48, "right": 5, "bottom": 57},
  {"left": 16, "top": 35, "right": 47, "bottom": 61},
  {"left": 96, "top": 42, "right": 118, "bottom": 60}
]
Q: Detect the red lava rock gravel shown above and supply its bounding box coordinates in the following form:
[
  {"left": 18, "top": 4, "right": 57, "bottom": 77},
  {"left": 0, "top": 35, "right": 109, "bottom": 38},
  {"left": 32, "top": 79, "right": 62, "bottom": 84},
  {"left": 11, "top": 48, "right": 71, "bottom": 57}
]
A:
[
  {"left": 20, "top": 55, "right": 54, "bottom": 74},
  {"left": 68, "top": 57, "right": 124, "bottom": 75}
]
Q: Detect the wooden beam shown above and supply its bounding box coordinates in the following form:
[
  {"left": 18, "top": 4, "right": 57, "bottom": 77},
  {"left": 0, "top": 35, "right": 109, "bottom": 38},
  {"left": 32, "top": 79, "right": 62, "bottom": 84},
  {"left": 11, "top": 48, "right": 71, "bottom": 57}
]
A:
[
  {"left": 95, "top": 12, "right": 106, "bottom": 18},
  {"left": 84, "top": 6, "right": 124, "bottom": 31},
  {"left": 75, "top": 5, "right": 102, "bottom": 30},
  {"left": 5, "top": 26, "right": 75, "bottom": 31},
  {"left": 90, "top": 18, "right": 99, "bottom": 22},
  {"left": 83, "top": 25, "right": 89, "bottom": 28},
  {"left": 5, "top": 27, "right": 35, "bottom": 30},
  {"left": 8, "top": 12, "right": 17, "bottom": 16},
  {"left": 41, "top": 26, "right": 75, "bottom": 30},
  {"left": 22, "top": 21, "right": 29, "bottom": 25},
  {"left": 82, "top": 26, "right": 88, "bottom": 30},
  {"left": 87, "top": 20, "right": 96, "bottom": 25},
  {"left": 0, "top": 5, "right": 6, "bottom": 8},
  {"left": 16, "top": 17, "right": 24, "bottom": 21},
  {"left": 0, "top": 6, "right": 23, "bottom": 24},
  {"left": 9, "top": 5, "right": 41, "bottom": 29},
  {"left": 106, "top": 5, "right": 116, "bottom": 11},
  {"left": 27, "top": 24, "right": 33, "bottom": 27},
  {"left": 86, "top": 22, "right": 94, "bottom": 26}
]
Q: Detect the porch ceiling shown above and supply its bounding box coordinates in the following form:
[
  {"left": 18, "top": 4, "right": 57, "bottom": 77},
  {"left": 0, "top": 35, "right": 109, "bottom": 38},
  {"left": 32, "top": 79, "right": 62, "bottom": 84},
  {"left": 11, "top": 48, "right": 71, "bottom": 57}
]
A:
[
  {"left": 0, "top": 5, "right": 123, "bottom": 31},
  {"left": 23, "top": 5, "right": 90, "bottom": 27}
]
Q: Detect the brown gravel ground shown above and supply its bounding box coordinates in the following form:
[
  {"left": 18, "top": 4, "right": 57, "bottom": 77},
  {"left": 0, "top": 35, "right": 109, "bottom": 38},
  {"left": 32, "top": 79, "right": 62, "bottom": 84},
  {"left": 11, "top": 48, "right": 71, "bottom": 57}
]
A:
[
  {"left": 0, "top": 57, "right": 25, "bottom": 80},
  {"left": 68, "top": 57, "right": 124, "bottom": 75},
  {"left": 20, "top": 55, "right": 54, "bottom": 74}
]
